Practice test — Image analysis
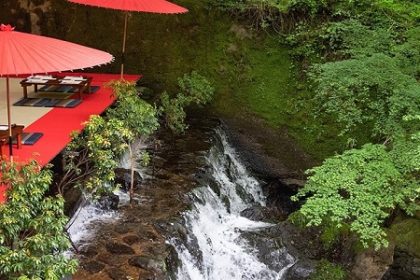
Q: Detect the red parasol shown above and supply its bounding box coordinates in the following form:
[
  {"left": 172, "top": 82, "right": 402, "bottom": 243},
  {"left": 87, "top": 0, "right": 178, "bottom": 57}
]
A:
[
  {"left": 0, "top": 24, "right": 114, "bottom": 157},
  {"left": 67, "top": 0, "right": 188, "bottom": 78},
  {"left": 67, "top": 0, "right": 188, "bottom": 13}
]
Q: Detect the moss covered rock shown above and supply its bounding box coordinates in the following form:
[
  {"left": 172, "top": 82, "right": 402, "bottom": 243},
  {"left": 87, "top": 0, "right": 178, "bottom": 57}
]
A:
[
  {"left": 384, "top": 218, "right": 420, "bottom": 280},
  {"left": 391, "top": 218, "right": 420, "bottom": 259}
]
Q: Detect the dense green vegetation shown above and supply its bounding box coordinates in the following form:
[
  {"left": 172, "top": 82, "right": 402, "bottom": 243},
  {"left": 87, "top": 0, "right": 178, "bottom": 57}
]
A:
[
  {"left": 58, "top": 73, "right": 213, "bottom": 201},
  {"left": 24, "top": 0, "right": 339, "bottom": 162},
  {"left": 0, "top": 0, "right": 418, "bottom": 277},
  {"left": 56, "top": 84, "right": 159, "bottom": 198},
  {"left": 161, "top": 71, "right": 215, "bottom": 133},
  {"left": 0, "top": 161, "right": 77, "bottom": 279},
  {"left": 0, "top": 74, "right": 214, "bottom": 278},
  {"left": 208, "top": 0, "right": 420, "bottom": 251}
]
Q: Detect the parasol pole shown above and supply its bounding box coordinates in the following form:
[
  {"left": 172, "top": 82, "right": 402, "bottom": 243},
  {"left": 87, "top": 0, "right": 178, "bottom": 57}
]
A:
[
  {"left": 6, "top": 77, "right": 13, "bottom": 159},
  {"left": 121, "top": 12, "right": 129, "bottom": 79}
]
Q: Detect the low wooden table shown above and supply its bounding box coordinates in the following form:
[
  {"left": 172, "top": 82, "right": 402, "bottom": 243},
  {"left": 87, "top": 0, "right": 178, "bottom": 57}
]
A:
[
  {"left": 0, "top": 125, "right": 24, "bottom": 156},
  {"left": 20, "top": 76, "right": 93, "bottom": 100}
]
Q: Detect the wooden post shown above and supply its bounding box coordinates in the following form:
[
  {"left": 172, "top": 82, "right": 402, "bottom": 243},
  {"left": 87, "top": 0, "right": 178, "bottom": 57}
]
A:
[
  {"left": 6, "top": 77, "right": 13, "bottom": 158},
  {"left": 120, "top": 12, "right": 129, "bottom": 79}
]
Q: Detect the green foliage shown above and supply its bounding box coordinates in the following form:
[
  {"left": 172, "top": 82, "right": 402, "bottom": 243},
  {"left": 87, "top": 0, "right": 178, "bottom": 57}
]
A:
[
  {"left": 288, "top": 18, "right": 402, "bottom": 63},
  {"left": 161, "top": 72, "right": 215, "bottom": 133},
  {"left": 138, "top": 151, "right": 151, "bottom": 167},
  {"left": 283, "top": 0, "right": 329, "bottom": 14},
  {"left": 178, "top": 71, "right": 215, "bottom": 106},
  {"left": 310, "top": 259, "right": 347, "bottom": 280},
  {"left": 58, "top": 116, "right": 133, "bottom": 196},
  {"left": 109, "top": 81, "right": 159, "bottom": 203},
  {"left": 310, "top": 53, "right": 420, "bottom": 138},
  {"left": 288, "top": 211, "right": 310, "bottom": 228},
  {"left": 160, "top": 91, "right": 188, "bottom": 133},
  {"left": 322, "top": 20, "right": 394, "bottom": 58},
  {"left": 58, "top": 82, "right": 159, "bottom": 198},
  {"left": 320, "top": 222, "right": 350, "bottom": 250},
  {"left": 107, "top": 81, "right": 160, "bottom": 137},
  {"left": 393, "top": 27, "right": 420, "bottom": 77},
  {"left": 292, "top": 144, "right": 419, "bottom": 249},
  {"left": 0, "top": 161, "right": 78, "bottom": 279},
  {"left": 374, "top": 0, "right": 420, "bottom": 23},
  {"left": 219, "top": 0, "right": 420, "bottom": 253},
  {"left": 209, "top": 0, "right": 329, "bottom": 15},
  {"left": 207, "top": 0, "right": 331, "bottom": 32},
  {"left": 286, "top": 0, "right": 420, "bottom": 251}
]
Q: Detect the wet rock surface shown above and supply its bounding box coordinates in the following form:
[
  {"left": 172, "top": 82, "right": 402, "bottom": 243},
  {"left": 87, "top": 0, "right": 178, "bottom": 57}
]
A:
[
  {"left": 383, "top": 250, "right": 420, "bottom": 280},
  {"left": 105, "top": 242, "right": 136, "bottom": 255},
  {"left": 263, "top": 180, "right": 301, "bottom": 214},
  {"left": 98, "top": 193, "right": 120, "bottom": 211},
  {"left": 350, "top": 244, "right": 395, "bottom": 280},
  {"left": 240, "top": 205, "right": 287, "bottom": 223},
  {"left": 220, "top": 117, "right": 315, "bottom": 180},
  {"left": 72, "top": 118, "right": 218, "bottom": 280},
  {"left": 241, "top": 229, "right": 294, "bottom": 273}
]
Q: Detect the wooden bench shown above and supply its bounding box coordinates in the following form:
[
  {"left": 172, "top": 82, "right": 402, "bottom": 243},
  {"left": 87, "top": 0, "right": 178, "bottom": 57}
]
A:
[{"left": 0, "top": 125, "right": 24, "bottom": 156}]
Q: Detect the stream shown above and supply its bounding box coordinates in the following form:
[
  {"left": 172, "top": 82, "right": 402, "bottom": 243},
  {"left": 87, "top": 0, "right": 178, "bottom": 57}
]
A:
[
  {"left": 68, "top": 121, "right": 304, "bottom": 280},
  {"left": 169, "top": 128, "right": 296, "bottom": 280}
]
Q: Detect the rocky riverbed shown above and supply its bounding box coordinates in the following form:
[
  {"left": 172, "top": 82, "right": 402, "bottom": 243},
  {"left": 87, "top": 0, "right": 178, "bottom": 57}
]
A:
[
  {"left": 71, "top": 118, "right": 219, "bottom": 280},
  {"left": 69, "top": 116, "right": 313, "bottom": 280},
  {"left": 67, "top": 114, "right": 419, "bottom": 280},
  {"left": 68, "top": 112, "right": 339, "bottom": 280}
]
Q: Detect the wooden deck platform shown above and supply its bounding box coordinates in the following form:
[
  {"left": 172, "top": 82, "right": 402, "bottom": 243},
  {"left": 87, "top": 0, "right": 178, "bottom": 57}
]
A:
[{"left": 0, "top": 73, "right": 141, "bottom": 203}]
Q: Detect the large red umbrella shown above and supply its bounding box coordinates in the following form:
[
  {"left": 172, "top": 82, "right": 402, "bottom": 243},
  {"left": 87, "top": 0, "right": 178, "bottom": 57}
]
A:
[
  {"left": 67, "top": 0, "right": 188, "bottom": 78},
  {"left": 0, "top": 24, "right": 114, "bottom": 157}
]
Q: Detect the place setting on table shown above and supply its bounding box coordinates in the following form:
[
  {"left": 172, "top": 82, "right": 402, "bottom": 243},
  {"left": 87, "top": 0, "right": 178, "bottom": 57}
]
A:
[{"left": 15, "top": 74, "right": 99, "bottom": 108}]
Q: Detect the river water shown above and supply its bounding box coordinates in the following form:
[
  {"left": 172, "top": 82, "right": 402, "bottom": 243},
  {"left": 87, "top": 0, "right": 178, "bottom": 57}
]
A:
[
  {"left": 169, "top": 128, "right": 296, "bottom": 280},
  {"left": 66, "top": 124, "right": 299, "bottom": 279}
]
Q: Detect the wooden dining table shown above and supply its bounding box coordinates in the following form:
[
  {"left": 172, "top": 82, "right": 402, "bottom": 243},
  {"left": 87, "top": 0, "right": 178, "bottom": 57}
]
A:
[{"left": 20, "top": 76, "right": 93, "bottom": 100}]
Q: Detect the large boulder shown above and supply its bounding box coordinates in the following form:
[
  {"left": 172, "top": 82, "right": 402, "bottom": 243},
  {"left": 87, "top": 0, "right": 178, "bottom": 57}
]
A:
[
  {"left": 384, "top": 218, "right": 420, "bottom": 279},
  {"left": 350, "top": 244, "right": 395, "bottom": 280},
  {"left": 384, "top": 251, "right": 420, "bottom": 280},
  {"left": 82, "top": 260, "right": 105, "bottom": 274}
]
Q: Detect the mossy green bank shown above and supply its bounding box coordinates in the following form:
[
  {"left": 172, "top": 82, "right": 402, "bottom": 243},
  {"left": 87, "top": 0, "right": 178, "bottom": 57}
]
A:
[{"left": 0, "top": 0, "right": 350, "bottom": 161}]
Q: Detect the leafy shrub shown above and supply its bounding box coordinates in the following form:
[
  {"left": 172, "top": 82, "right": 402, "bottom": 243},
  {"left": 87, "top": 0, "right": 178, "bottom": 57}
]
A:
[
  {"left": 310, "top": 260, "right": 347, "bottom": 280},
  {"left": 310, "top": 53, "right": 420, "bottom": 139},
  {"left": 161, "top": 72, "right": 215, "bottom": 133},
  {"left": 160, "top": 92, "right": 189, "bottom": 133},
  {"left": 292, "top": 144, "right": 419, "bottom": 249},
  {"left": 58, "top": 82, "right": 159, "bottom": 197},
  {"left": 0, "top": 161, "right": 78, "bottom": 279}
]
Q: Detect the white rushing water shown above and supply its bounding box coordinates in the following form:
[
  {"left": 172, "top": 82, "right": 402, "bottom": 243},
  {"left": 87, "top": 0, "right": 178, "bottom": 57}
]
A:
[
  {"left": 171, "top": 129, "right": 295, "bottom": 280},
  {"left": 67, "top": 144, "right": 136, "bottom": 249},
  {"left": 66, "top": 198, "right": 120, "bottom": 246}
]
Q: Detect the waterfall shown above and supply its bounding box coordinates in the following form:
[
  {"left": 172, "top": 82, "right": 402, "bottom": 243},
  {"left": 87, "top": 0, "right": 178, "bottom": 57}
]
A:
[{"left": 170, "top": 128, "right": 295, "bottom": 280}]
